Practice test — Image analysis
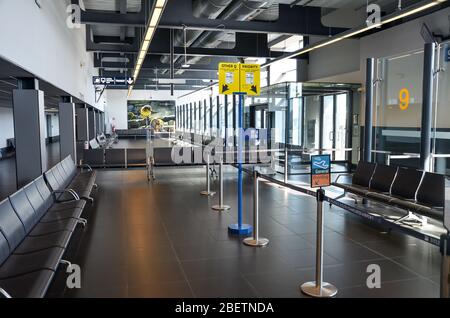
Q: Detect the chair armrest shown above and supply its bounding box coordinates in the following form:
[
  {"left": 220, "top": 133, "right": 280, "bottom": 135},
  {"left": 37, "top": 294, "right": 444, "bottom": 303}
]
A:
[
  {"left": 80, "top": 164, "right": 93, "bottom": 172},
  {"left": 53, "top": 189, "right": 80, "bottom": 201},
  {"left": 334, "top": 173, "right": 353, "bottom": 184},
  {"left": 0, "top": 287, "right": 12, "bottom": 298}
]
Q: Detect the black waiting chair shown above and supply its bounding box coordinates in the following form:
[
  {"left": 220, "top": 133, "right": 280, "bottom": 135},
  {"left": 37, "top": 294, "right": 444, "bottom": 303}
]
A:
[{"left": 332, "top": 161, "right": 377, "bottom": 201}]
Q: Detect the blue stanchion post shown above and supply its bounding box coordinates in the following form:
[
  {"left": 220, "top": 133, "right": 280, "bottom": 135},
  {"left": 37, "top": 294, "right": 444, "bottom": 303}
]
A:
[{"left": 228, "top": 92, "right": 253, "bottom": 236}]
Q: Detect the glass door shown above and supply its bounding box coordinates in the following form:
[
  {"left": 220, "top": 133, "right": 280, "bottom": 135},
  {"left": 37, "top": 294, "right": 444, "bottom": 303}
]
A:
[
  {"left": 322, "top": 95, "right": 334, "bottom": 155},
  {"left": 335, "top": 93, "right": 348, "bottom": 161}
]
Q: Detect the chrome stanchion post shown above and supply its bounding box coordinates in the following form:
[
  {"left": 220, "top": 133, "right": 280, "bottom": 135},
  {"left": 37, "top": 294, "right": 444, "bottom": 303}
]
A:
[
  {"left": 201, "top": 153, "right": 215, "bottom": 196},
  {"left": 243, "top": 170, "right": 269, "bottom": 247},
  {"left": 440, "top": 234, "right": 450, "bottom": 298},
  {"left": 212, "top": 156, "right": 230, "bottom": 211},
  {"left": 301, "top": 188, "right": 338, "bottom": 298}
]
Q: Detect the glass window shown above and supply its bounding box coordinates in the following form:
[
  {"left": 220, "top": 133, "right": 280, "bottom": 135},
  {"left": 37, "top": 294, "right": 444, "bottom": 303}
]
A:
[
  {"left": 205, "top": 100, "right": 210, "bottom": 136},
  {"left": 274, "top": 111, "right": 285, "bottom": 144},
  {"left": 304, "top": 96, "right": 321, "bottom": 150},
  {"left": 292, "top": 97, "right": 302, "bottom": 146},
  {"left": 335, "top": 94, "right": 348, "bottom": 160},
  {"left": 322, "top": 96, "right": 334, "bottom": 153},
  {"left": 212, "top": 99, "right": 217, "bottom": 136},
  {"left": 220, "top": 97, "right": 226, "bottom": 138}
]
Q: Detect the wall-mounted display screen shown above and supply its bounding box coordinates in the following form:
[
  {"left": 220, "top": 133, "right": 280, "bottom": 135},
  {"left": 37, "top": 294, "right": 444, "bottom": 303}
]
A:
[{"left": 127, "top": 100, "right": 176, "bottom": 131}]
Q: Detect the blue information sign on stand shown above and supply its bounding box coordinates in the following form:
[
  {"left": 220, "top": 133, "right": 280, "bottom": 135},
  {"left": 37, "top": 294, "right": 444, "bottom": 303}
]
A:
[
  {"left": 445, "top": 46, "right": 450, "bottom": 62},
  {"left": 310, "top": 155, "right": 331, "bottom": 188}
]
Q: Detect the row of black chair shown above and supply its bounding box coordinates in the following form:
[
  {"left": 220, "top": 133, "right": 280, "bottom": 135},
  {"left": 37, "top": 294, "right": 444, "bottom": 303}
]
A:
[
  {"left": 116, "top": 129, "right": 147, "bottom": 139},
  {"left": 83, "top": 148, "right": 147, "bottom": 168},
  {"left": 332, "top": 161, "right": 446, "bottom": 223},
  {"left": 0, "top": 155, "right": 97, "bottom": 298}
]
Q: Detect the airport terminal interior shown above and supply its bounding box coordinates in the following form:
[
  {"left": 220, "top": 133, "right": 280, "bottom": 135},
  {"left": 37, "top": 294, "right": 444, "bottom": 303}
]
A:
[{"left": 1, "top": 0, "right": 450, "bottom": 301}]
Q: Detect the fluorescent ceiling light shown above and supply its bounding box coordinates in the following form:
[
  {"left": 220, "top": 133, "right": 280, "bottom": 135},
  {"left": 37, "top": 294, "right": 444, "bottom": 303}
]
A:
[
  {"left": 144, "top": 27, "right": 155, "bottom": 41},
  {"left": 181, "top": 64, "right": 190, "bottom": 68},
  {"left": 262, "top": 0, "right": 446, "bottom": 69},
  {"left": 141, "top": 40, "right": 150, "bottom": 52},
  {"left": 149, "top": 8, "right": 163, "bottom": 27},
  {"left": 156, "top": 0, "right": 167, "bottom": 7},
  {"left": 129, "top": 0, "right": 168, "bottom": 96}
]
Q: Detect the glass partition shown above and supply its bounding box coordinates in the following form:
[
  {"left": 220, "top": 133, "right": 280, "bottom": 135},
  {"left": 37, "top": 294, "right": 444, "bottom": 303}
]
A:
[
  {"left": 432, "top": 41, "right": 450, "bottom": 174},
  {"left": 373, "top": 50, "right": 424, "bottom": 167}
]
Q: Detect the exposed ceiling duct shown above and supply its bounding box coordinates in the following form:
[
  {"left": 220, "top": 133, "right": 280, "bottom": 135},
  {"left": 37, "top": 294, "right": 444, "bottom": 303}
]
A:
[
  {"left": 160, "top": 0, "right": 276, "bottom": 69},
  {"left": 160, "top": 0, "right": 233, "bottom": 65}
]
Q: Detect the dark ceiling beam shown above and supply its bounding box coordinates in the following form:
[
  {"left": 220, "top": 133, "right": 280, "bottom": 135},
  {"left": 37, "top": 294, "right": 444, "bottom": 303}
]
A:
[
  {"left": 88, "top": 30, "right": 308, "bottom": 60},
  {"left": 71, "top": 0, "right": 149, "bottom": 26},
  {"left": 86, "top": 25, "right": 140, "bottom": 51},
  {"left": 101, "top": 70, "right": 218, "bottom": 81},
  {"left": 93, "top": 35, "right": 135, "bottom": 44},
  {"left": 94, "top": 53, "right": 235, "bottom": 70},
  {"left": 118, "top": 0, "right": 128, "bottom": 41},
  {"left": 109, "top": 85, "right": 200, "bottom": 91},
  {"left": 159, "top": 1, "right": 348, "bottom": 36}
]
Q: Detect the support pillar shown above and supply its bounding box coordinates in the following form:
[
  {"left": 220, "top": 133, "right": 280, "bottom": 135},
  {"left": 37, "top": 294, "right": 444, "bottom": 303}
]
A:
[
  {"left": 59, "top": 96, "right": 77, "bottom": 162},
  {"left": 420, "top": 43, "right": 436, "bottom": 172},
  {"left": 364, "top": 58, "right": 375, "bottom": 162},
  {"left": 13, "top": 78, "right": 47, "bottom": 188},
  {"left": 76, "top": 106, "right": 89, "bottom": 143},
  {"left": 88, "top": 108, "right": 96, "bottom": 140}
]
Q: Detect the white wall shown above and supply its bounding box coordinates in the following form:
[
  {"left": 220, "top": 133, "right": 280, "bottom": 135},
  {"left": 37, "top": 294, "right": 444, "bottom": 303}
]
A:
[
  {"left": 308, "top": 39, "right": 361, "bottom": 82},
  {"left": 0, "top": 107, "right": 14, "bottom": 149},
  {"left": 0, "top": 0, "right": 106, "bottom": 110},
  {"left": 105, "top": 90, "right": 128, "bottom": 133}
]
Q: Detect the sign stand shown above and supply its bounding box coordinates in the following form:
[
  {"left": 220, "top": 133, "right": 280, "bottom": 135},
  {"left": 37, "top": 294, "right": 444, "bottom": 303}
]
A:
[
  {"left": 300, "top": 188, "right": 338, "bottom": 298},
  {"left": 217, "top": 62, "right": 259, "bottom": 236},
  {"left": 300, "top": 154, "right": 337, "bottom": 297},
  {"left": 228, "top": 92, "right": 252, "bottom": 235}
]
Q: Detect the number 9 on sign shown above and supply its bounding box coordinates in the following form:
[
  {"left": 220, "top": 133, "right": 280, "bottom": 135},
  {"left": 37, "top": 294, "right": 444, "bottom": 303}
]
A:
[{"left": 399, "top": 88, "right": 410, "bottom": 111}]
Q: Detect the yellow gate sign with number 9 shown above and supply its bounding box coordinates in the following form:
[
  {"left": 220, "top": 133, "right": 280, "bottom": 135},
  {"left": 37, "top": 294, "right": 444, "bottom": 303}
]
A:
[{"left": 399, "top": 88, "right": 410, "bottom": 111}]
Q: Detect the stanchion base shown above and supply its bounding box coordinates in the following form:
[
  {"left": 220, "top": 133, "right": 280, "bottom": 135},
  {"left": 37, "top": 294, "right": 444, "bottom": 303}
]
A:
[
  {"left": 243, "top": 237, "right": 269, "bottom": 247},
  {"left": 228, "top": 224, "right": 253, "bottom": 236},
  {"left": 212, "top": 205, "right": 230, "bottom": 211},
  {"left": 200, "top": 191, "right": 215, "bottom": 196},
  {"left": 300, "top": 282, "right": 338, "bottom": 298}
]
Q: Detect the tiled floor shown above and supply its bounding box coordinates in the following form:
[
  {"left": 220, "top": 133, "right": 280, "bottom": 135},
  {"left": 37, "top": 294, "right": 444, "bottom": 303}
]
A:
[{"left": 47, "top": 166, "right": 442, "bottom": 298}]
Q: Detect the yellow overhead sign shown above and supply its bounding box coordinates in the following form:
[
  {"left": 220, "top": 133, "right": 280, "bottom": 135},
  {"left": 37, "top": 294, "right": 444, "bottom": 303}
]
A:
[
  {"left": 218, "top": 63, "right": 240, "bottom": 95},
  {"left": 218, "top": 63, "right": 260, "bottom": 96},
  {"left": 239, "top": 64, "right": 260, "bottom": 96}
]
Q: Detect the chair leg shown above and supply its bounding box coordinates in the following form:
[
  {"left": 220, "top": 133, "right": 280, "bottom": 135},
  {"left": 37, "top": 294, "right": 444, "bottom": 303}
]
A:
[
  {"left": 395, "top": 211, "right": 428, "bottom": 227},
  {"left": 82, "top": 197, "right": 94, "bottom": 204},
  {"left": 76, "top": 218, "right": 88, "bottom": 227}
]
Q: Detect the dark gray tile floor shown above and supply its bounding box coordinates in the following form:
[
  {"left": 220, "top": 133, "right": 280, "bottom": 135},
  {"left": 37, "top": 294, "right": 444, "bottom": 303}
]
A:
[{"left": 44, "top": 165, "right": 442, "bottom": 298}]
